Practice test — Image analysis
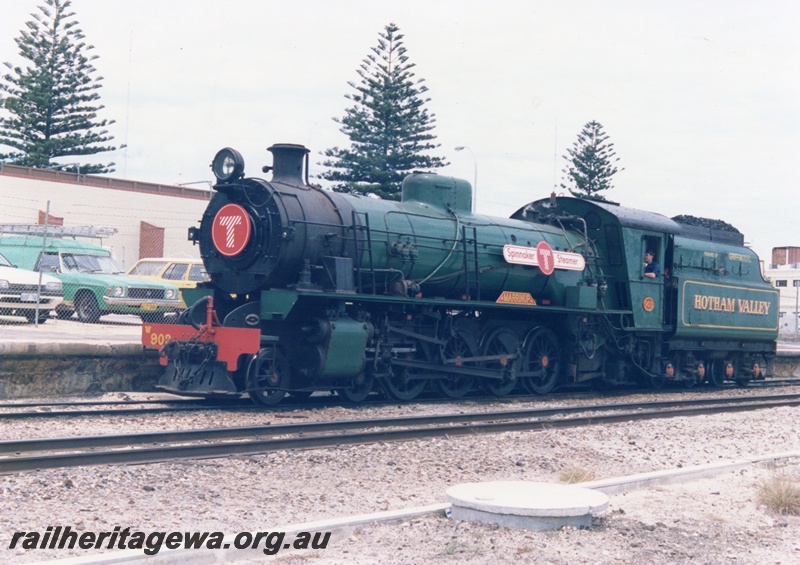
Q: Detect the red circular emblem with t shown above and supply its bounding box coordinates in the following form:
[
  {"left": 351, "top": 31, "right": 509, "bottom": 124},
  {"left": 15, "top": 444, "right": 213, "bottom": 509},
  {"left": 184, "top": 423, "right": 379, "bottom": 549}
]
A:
[
  {"left": 535, "top": 240, "right": 554, "bottom": 276},
  {"left": 212, "top": 204, "right": 252, "bottom": 257}
]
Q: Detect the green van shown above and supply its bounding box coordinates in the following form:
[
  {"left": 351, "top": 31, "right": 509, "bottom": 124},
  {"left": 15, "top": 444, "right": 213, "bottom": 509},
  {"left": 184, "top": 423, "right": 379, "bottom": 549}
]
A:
[{"left": 0, "top": 236, "right": 182, "bottom": 323}]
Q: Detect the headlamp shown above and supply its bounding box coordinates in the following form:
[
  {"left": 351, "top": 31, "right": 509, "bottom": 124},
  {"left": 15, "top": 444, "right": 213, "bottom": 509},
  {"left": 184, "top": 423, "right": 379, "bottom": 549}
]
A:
[{"left": 211, "top": 148, "right": 245, "bottom": 182}]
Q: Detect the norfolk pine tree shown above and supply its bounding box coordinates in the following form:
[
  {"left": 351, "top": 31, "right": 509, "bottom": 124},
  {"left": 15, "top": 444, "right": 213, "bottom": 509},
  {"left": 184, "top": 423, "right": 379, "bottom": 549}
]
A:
[
  {"left": 0, "top": 0, "right": 117, "bottom": 174},
  {"left": 560, "top": 121, "right": 622, "bottom": 202},
  {"left": 320, "top": 23, "right": 447, "bottom": 200}
]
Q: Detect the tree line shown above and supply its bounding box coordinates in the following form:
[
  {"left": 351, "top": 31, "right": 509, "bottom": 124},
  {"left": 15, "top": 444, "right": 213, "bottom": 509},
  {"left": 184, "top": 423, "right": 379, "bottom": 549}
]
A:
[{"left": 0, "top": 1, "right": 622, "bottom": 202}]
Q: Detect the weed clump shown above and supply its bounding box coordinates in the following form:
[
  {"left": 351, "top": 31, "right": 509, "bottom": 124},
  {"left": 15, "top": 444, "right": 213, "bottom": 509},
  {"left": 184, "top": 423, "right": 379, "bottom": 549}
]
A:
[
  {"left": 559, "top": 465, "right": 598, "bottom": 484},
  {"left": 757, "top": 473, "right": 800, "bottom": 515}
]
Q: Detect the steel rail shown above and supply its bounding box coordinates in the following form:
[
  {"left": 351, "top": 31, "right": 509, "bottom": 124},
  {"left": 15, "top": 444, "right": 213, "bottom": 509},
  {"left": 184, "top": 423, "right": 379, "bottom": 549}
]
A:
[
  {"left": 3, "top": 393, "right": 800, "bottom": 455},
  {"left": 0, "top": 405, "right": 254, "bottom": 420},
  {"left": 0, "top": 398, "right": 209, "bottom": 409},
  {"left": 1, "top": 396, "right": 799, "bottom": 474},
  {"left": 3, "top": 380, "right": 798, "bottom": 420}
]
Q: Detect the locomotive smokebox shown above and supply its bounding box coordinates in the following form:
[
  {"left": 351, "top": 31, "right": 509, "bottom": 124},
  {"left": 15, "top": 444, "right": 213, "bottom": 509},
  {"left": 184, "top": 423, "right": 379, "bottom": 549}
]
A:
[
  {"left": 198, "top": 143, "right": 357, "bottom": 295},
  {"left": 268, "top": 143, "right": 309, "bottom": 186}
]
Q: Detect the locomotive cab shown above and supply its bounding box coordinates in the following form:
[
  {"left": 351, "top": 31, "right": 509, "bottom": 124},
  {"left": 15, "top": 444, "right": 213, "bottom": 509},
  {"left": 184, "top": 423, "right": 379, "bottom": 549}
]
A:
[
  {"left": 518, "top": 196, "right": 679, "bottom": 331},
  {"left": 520, "top": 196, "right": 777, "bottom": 388}
]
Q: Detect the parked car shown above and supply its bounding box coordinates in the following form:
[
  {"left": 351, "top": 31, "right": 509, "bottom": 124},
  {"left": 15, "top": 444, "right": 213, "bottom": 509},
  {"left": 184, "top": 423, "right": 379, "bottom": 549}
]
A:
[
  {"left": 0, "top": 236, "right": 182, "bottom": 323},
  {"left": 127, "top": 258, "right": 209, "bottom": 307},
  {"left": 0, "top": 252, "right": 63, "bottom": 323}
]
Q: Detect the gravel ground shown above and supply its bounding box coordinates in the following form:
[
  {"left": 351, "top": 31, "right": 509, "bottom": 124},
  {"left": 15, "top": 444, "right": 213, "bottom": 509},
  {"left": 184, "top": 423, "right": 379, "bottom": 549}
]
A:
[{"left": 1, "top": 390, "right": 799, "bottom": 564}]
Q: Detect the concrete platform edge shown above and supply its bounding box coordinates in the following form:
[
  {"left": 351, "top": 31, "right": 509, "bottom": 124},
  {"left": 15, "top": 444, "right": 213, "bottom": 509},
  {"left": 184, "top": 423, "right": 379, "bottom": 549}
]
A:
[
  {"left": 579, "top": 450, "right": 800, "bottom": 494},
  {"left": 0, "top": 342, "right": 147, "bottom": 357}
]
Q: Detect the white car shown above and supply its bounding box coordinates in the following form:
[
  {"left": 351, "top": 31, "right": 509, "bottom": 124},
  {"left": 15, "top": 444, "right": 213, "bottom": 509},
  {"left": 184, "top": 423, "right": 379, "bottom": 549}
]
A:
[{"left": 0, "top": 252, "right": 64, "bottom": 323}]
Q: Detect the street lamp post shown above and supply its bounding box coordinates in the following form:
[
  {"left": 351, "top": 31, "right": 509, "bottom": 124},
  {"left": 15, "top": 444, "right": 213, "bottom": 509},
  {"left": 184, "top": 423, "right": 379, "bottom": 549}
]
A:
[
  {"left": 454, "top": 146, "right": 477, "bottom": 213},
  {"left": 178, "top": 180, "right": 214, "bottom": 200},
  {"left": 794, "top": 279, "right": 800, "bottom": 339},
  {"left": 58, "top": 162, "right": 81, "bottom": 182}
]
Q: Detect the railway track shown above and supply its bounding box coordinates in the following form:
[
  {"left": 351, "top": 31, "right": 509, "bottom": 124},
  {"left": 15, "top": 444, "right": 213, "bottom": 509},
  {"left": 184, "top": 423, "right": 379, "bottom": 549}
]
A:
[
  {"left": 0, "top": 397, "right": 203, "bottom": 409},
  {"left": 2, "top": 393, "right": 799, "bottom": 475},
  {"left": 2, "top": 378, "right": 798, "bottom": 420},
  {"left": 0, "top": 398, "right": 253, "bottom": 419}
]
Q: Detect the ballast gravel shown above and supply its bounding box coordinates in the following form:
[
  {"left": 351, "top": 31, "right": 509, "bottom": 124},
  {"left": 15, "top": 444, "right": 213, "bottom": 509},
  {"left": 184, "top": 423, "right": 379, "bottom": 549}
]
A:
[{"left": 1, "top": 389, "right": 799, "bottom": 564}]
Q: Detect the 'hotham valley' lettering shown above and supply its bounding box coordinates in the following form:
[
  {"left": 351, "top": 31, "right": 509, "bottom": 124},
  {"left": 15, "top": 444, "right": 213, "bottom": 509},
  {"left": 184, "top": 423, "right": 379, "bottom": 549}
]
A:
[{"left": 693, "top": 295, "right": 770, "bottom": 316}]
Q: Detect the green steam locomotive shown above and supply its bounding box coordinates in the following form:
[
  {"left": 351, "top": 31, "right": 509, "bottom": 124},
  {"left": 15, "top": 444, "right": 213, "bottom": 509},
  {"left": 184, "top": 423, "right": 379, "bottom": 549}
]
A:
[{"left": 142, "top": 143, "right": 778, "bottom": 404}]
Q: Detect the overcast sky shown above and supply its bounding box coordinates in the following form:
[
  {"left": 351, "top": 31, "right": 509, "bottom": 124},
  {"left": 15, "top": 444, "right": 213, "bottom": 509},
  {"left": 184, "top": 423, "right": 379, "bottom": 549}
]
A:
[{"left": 1, "top": 0, "right": 798, "bottom": 263}]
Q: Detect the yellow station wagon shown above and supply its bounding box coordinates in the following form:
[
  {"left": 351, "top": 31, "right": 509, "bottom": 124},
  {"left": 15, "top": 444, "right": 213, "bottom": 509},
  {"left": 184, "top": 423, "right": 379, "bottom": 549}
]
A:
[{"left": 127, "top": 258, "right": 209, "bottom": 307}]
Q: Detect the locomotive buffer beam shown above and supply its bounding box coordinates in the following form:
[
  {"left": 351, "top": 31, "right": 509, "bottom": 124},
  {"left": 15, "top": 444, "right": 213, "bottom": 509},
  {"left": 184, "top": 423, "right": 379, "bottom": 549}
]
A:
[{"left": 158, "top": 361, "right": 238, "bottom": 397}]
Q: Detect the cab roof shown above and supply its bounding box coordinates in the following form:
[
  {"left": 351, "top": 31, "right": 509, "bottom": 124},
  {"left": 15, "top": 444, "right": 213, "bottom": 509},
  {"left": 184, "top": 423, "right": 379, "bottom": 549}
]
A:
[
  {"left": 514, "top": 196, "right": 743, "bottom": 244},
  {"left": 512, "top": 196, "right": 680, "bottom": 233}
]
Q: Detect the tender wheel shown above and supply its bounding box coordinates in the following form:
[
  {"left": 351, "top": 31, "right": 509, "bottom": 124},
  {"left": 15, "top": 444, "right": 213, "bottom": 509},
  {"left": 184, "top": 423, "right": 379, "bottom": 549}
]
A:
[
  {"left": 734, "top": 358, "right": 750, "bottom": 387},
  {"left": 679, "top": 360, "right": 699, "bottom": 389},
  {"left": 648, "top": 373, "right": 666, "bottom": 389},
  {"left": 648, "top": 360, "right": 673, "bottom": 390},
  {"left": 480, "top": 328, "right": 520, "bottom": 397},
  {"left": 693, "top": 360, "right": 708, "bottom": 386},
  {"left": 521, "top": 327, "right": 560, "bottom": 394},
  {"left": 338, "top": 372, "right": 374, "bottom": 403},
  {"left": 598, "top": 357, "right": 628, "bottom": 389},
  {"left": 383, "top": 341, "right": 430, "bottom": 401},
  {"left": 708, "top": 359, "right": 727, "bottom": 387},
  {"left": 75, "top": 292, "right": 101, "bottom": 323},
  {"left": 435, "top": 332, "right": 477, "bottom": 398},
  {"left": 750, "top": 354, "right": 767, "bottom": 381},
  {"left": 247, "top": 346, "right": 289, "bottom": 405}
]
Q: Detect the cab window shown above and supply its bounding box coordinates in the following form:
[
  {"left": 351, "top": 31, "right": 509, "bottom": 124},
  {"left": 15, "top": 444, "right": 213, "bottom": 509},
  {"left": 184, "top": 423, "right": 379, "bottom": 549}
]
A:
[{"left": 641, "top": 236, "right": 661, "bottom": 279}]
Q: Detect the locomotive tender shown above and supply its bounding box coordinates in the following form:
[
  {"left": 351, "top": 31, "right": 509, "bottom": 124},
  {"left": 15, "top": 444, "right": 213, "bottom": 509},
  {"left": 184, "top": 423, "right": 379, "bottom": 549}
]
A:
[{"left": 142, "top": 143, "right": 778, "bottom": 404}]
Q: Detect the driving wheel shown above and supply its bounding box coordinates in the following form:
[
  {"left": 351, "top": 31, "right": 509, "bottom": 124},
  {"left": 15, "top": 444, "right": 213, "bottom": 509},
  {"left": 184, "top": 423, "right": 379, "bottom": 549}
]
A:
[
  {"left": 480, "top": 327, "right": 519, "bottom": 396},
  {"left": 435, "top": 332, "right": 477, "bottom": 398},
  {"left": 383, "top": 341, "right": 429, "bottom": 401},
  {"left": 247, "top": 345, "right": 289, "bottom": 405},
  {"left": 338, "top": 372, "right": 374, "bottom": 403},
  {"left": 521, "top": 327, "right": 560, "bottom": 395}
]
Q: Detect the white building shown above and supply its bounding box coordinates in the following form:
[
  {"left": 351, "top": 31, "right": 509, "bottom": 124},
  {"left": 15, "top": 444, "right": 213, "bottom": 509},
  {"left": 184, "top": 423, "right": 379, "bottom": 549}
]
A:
[
  {"left": 764, "top": 246, "right": 800, "bottom": 339},
  {"left": 0, "top": 163, "right": 209, "bottom": 270}
]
